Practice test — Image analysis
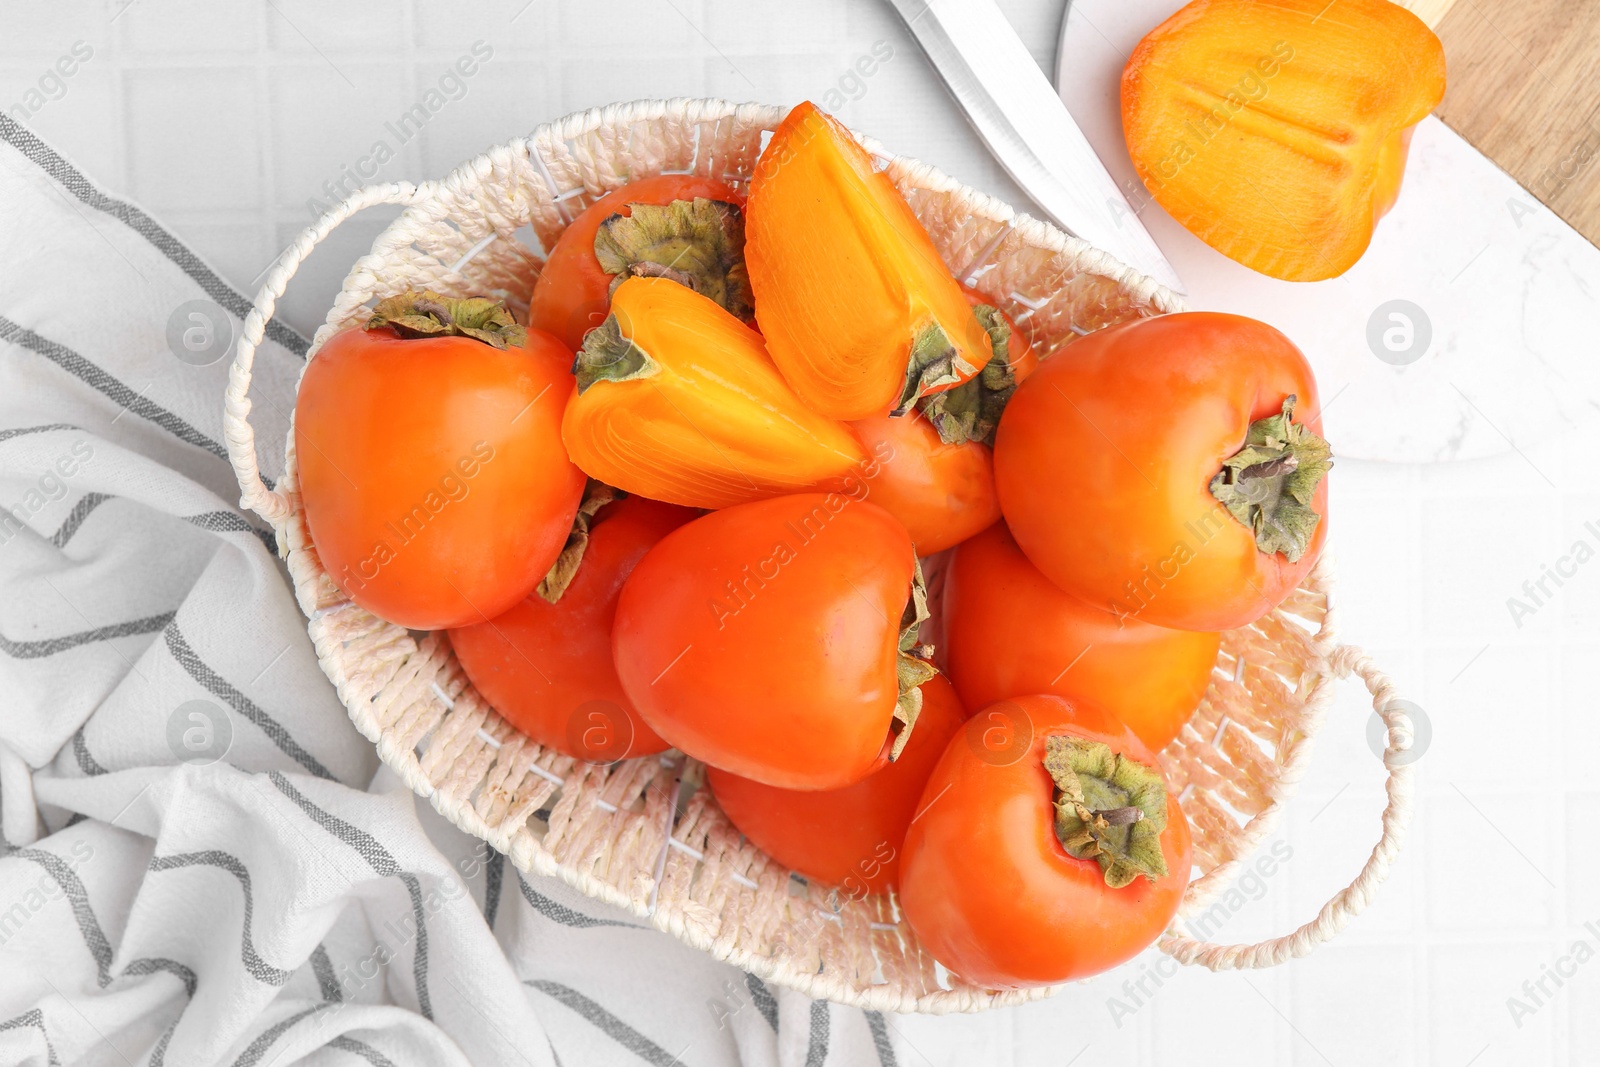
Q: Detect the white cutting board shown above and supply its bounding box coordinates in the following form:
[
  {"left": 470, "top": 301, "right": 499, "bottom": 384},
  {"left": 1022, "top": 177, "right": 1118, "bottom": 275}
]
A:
[{"left": 1056, "top": 0, "right": 1600, "bottom": 462}]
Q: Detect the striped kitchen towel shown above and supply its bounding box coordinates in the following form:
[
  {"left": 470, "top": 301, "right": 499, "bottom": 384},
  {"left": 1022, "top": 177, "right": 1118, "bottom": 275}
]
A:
[{"left": 0, "top": 114, "right": 915, "bottom": 1067}]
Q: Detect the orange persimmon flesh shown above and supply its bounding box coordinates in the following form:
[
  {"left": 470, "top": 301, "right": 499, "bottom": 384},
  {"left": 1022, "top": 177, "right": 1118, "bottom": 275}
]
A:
[
  {"left": 561, "top": 276, "right": 866, "bottom": 509},
  {"left": 747, "top": 102, "right": 990, "bottom": 421},
  {"left": 1122, "top": 0, "right": 1446, "bottom": 281}
]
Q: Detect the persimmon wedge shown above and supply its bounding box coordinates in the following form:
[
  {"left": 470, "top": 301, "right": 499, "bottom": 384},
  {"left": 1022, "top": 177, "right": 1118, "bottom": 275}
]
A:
[
  {"left": 561, "top": 276, "right": 866, "bottom": 509},
  {"left": 747, "top": 102, "right": 991, "bottom": 420}
]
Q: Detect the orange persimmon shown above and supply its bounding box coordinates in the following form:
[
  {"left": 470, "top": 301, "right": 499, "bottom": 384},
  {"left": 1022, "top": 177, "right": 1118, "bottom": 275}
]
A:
[
  {"left": 529, "top": 175, "right": 749, "bottom": 351},
  {"left": 747, "top": 102, "right": 991, "bottom": 420},
  {"left": 993, "top": 312, "right": 1330, "bottom": 632},
  {"left": 614, "top": 493, "right": 933, "bottom": 791},
  {"left": 900, "top": 694, "right": 1192, "bottom": 988},
  {"left": 1122, "top": 0, "right": 1446, "bottom": 281},
  {"left": 942, "top": 522, "right": 1220, "bottom": 751},
  {"left": 560, "top": 276, "right": 866, "bottom": 510},
  {"left": 295, "top": 293, "right": 585, "bottom": 630}
]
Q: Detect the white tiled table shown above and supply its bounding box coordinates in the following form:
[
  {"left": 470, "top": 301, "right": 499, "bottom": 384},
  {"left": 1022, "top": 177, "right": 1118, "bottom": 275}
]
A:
[{"left": 6, "top": 1, "right": 1596, "bottom": 1062}]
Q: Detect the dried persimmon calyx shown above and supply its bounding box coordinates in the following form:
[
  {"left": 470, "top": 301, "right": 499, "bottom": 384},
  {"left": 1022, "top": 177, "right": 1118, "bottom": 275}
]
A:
[
  {"left": 366, "top": 290, "right": 527, "bottom": 349},
  {"left": 594, "top": 198, "right": 753, "bottom": 319},
  {"left": 1044, "top": 735, "right": 1169, "bottom": 889}
]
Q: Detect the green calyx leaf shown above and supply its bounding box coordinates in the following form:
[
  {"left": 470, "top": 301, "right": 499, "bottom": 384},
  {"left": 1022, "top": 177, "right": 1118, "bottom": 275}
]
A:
[
  {"left": 916, "top": 305, "right": 1021, "bottom": 446},
  {"left": 894, "top": 318, "right": 982, "bottom": 417},
  {"left": 366, "top": 290, "right": 527, "bottom": 350},
  {"left": 890, "top": 558, "right": 938, "bottom": 762},
  {"left": 572, "top": 313, "right": 661, "bottom": 394},
  {"left": 594, "top": 198, "right": 754, "bottom": 320},
  {"left": 536, "top": 480, "right": 619, "bottom": 603},
  {"left": 1208, "top": 395, "right": 1333, "bottom": 563},
  {"left": 1045, "top": 735, "right": 1170, "bottom": 888}
]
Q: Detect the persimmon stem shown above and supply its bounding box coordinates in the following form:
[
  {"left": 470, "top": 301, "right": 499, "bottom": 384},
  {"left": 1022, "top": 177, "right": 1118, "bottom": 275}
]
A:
[
  {"left": 365, "top": 290, "right": 527, "bottom": 350},
  {"left": 1044, "top": 736, "right": 1169, "bottom": 889},
  {"left": 894, "top": 320, "right": 979, "bottom": 416},
  {"left": 1093, "top": 806, "right": 1145, "bottom": 826},
  {"left": 626, "top": 260, "right": 696, "bottom": 288},
  {"left": 594, "top": 198, "right": 754, "bottom": 319},
  {"left": 1239, "top": 452, "right": 1299, "bottom": 480},
  {"left": 917, "top": 304, "right": 1022, "bottom": 446},
  {"left": 411, "top": 297, "right": 454, "bottom": 325},
  {"left": 572, "top": 315, "right": 660, "bottom": 393},
  {"left": 1208, "top": 395, "right": 1332, "bottom": 563}
]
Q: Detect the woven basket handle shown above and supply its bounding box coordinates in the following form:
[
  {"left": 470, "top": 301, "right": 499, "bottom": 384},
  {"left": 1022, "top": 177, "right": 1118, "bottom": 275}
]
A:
[
  {"left": 1159, "top": 642, "right": 1416, "bottom": 969},
  {"left": 222, "top": 181, "right": 438, "bottom": 526}
]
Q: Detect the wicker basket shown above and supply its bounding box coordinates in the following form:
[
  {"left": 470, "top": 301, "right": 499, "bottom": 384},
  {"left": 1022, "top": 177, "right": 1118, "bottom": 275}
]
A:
[{"left": 222, "top": 98, "right": 1416, "bottom": 1013}]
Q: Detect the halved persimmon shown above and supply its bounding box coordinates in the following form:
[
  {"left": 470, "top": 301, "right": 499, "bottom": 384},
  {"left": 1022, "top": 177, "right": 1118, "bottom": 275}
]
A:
[{"left": 1122, "top": 0, "right": 1446, "bottom": 280}]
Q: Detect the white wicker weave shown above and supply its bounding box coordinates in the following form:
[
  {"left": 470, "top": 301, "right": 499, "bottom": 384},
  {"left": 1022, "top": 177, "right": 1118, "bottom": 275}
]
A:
[{"left": 222, "top": 98, "right": 1416, "bottom": 1012}]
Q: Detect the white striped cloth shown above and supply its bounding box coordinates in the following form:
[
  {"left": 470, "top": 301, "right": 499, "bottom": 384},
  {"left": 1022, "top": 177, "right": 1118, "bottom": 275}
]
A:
[{"left": 0, "top": 116, "right": 922, "bottom": 1067}]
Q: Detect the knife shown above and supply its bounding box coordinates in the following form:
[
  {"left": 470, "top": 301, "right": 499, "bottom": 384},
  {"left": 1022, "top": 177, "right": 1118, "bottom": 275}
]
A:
[{"left": 886, "top": 0, "right": 1184, "bottom": 294}]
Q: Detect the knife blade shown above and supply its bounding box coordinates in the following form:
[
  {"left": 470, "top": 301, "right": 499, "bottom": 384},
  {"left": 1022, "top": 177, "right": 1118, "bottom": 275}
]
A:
[{"left": 886, "top": 0, "right": 1184, "bottom": 293}]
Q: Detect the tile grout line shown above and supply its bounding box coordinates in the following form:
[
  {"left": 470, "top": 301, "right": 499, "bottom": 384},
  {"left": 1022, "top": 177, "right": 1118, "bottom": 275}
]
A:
[
  {"left": 402, "top": 0, "right": 421, "bottom": 184},
  {"left": 1411, "top": 461, "right": 1433, "bottom": 1067},
  {"left": 256, "top": 2, "right": 275, "bottom": 303}
]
